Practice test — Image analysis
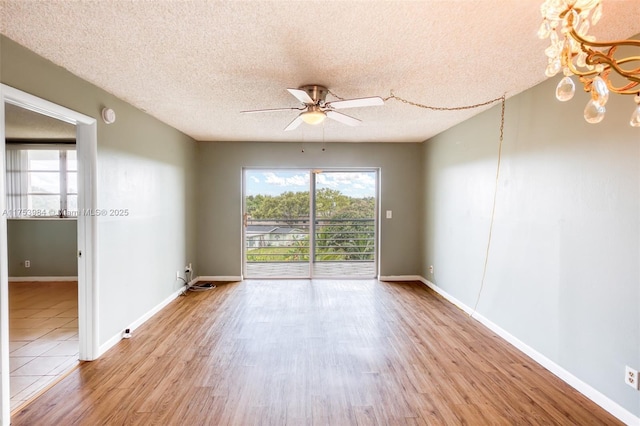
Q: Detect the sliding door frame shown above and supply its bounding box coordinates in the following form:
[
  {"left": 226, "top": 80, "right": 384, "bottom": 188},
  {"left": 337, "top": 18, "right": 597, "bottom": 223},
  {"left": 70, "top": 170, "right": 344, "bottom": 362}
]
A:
[{"left": 242, "top": 167, "right": 379, "bottom": 279}]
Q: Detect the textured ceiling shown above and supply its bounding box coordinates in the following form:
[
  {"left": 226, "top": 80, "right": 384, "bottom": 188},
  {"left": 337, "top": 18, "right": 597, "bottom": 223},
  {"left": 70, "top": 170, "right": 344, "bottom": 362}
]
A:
[
  {"left": 2, "top": 1, "right": 640, "bottom": 143},
  {"left": 4, "top": 103, "right": 76, "bottom": 140}
]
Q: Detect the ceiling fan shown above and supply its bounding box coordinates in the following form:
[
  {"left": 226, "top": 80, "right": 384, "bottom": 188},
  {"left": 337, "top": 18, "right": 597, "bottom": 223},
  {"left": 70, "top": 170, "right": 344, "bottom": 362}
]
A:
[{"left": 241, "top": 85, "right": 384, "bottom": 131}]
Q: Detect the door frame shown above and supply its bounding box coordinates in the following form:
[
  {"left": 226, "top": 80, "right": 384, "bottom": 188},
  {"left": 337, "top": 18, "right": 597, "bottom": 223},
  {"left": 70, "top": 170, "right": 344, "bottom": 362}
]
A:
[
  {"left": 0, "top": 84, "right": 99, "bottom": 423},
  {"left": 242, "top": 167, "right": 379, "bottom": 279}
]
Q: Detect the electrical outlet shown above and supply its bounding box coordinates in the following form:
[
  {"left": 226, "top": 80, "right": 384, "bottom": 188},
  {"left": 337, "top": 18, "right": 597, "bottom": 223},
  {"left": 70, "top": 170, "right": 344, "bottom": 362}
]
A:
[
  {"left": 625, "top": 366, "right": 639, "bottom": 390},
  {"left": 176, "top": 271, "right": 180, "bottom": 280},
  {"left": 24, "top": 260, "right": 30, "bottom": 268},
  {"left": 429, "top": 265, "right": 434, "bottom": 274}
]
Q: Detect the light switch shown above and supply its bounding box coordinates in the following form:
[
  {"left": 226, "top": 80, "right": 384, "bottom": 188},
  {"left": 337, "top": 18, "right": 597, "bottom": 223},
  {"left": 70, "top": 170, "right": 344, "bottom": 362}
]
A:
[{"left": 386, "top": 210, "right": 392, "bottom": 219}]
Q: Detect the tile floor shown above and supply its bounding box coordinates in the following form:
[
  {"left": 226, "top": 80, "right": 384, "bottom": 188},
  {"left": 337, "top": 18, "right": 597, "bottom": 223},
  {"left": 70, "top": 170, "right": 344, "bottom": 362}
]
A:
[{"left": 9, "top": 281, "right": 79, "bottom": 412}]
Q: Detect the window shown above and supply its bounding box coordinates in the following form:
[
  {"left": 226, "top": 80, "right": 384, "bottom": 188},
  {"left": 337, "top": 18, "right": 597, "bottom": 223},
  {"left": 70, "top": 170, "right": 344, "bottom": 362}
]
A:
[{"left": 5, "top": 144, "right": 77, "bottom": 218}]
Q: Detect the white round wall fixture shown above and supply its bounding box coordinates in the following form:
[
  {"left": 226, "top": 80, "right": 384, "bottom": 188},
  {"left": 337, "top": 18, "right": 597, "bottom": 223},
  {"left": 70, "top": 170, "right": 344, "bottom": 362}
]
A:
[{"left": 101, "top": 108, "right": 116, "bottom": 124}]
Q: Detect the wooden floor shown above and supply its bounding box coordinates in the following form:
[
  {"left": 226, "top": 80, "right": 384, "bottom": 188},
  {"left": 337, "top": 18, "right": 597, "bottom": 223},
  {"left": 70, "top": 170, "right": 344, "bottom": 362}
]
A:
[{"left": 11, "top": 280, "right": 621, "bottom": 425}]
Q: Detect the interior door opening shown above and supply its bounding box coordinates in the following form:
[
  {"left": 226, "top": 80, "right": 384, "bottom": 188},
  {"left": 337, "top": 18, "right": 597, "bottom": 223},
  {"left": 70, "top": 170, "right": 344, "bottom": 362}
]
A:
[
  {"left": 4, "top": 110, "right": 80, "bottom": 412},
  {"left": 243, "top": 169, "right": 378, "bottom": 279},
  {"left": 1, "top": 84, "right": 98, "bottom": 424}
]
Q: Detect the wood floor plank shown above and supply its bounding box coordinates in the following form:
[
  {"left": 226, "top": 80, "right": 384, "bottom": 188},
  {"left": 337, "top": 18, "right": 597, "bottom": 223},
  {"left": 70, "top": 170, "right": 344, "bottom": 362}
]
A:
[{"left": 10, "top": 280, "right": 623, "bottom": 425}]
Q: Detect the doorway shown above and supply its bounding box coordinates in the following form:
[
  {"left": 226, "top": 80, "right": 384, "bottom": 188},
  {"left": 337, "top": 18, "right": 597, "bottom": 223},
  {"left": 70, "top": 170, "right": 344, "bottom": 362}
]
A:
[
  {"left": 4, "top": 107, "right": 80, "bottom": 411},
  {"left": 243, "top": 169, "right": 378, "bottom": 279},
  {"left": 0, "top": 84, "right": 98, "bottom": 424}
]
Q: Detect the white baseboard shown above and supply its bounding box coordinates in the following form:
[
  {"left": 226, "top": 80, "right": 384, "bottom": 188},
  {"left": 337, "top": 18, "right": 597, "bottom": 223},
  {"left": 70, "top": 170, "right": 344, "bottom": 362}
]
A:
[
  {"left": 198, "top": 275, "right": 242, "bottom": 282},
  {"left": 419, "top": 277, "right": 475, "bottom": 316},
  {"left": 9, "top": 276, "right": 78, "bottom": 282},
  {"left": 97, "top": 284, "right": 187, "bottom": 357},
  {"left": 418, "top": 277, "right": 640, "bottom": 426},
  {"left": 379, "top": 275, "right": 423, "bottom": 282}
]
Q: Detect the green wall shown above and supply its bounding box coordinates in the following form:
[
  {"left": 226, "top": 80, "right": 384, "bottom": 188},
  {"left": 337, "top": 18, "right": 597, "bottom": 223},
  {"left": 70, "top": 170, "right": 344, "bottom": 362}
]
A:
[
  {"left": 196, "top": 141, "right": 423, "bottom": 277},
  {"left": 7, "top": 219, "right": 77, "bottom": 277},
  {"left": 1, "top": 35, "right": 199, "bottom": 343},
  {"left": 421, "top": 75, "right": 640, "bottom": 416}
]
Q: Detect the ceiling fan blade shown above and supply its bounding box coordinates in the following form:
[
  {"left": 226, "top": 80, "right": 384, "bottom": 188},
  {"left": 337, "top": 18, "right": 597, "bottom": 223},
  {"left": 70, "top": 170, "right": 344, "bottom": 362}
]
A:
[
  {"left": 287, "top": 88, "right": 315, "bottom": 104},
  {"left": 326, "top": 96, "right": 384, "bottom": 109},
  {"left": 326, "top": 110, "right": 361, "bottom": 127},
  {"left": 284, "top": 114, "right": 305, "bottom": 131},
  {"left": 241, "top": 107, "right": 302, "bottom": 114}
]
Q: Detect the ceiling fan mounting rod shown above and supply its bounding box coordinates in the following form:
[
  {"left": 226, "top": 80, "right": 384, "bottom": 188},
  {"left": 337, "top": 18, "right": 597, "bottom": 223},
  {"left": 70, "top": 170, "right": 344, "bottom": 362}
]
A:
[{"left": 300, "top": 85, "right": 328, "bottom": 104}]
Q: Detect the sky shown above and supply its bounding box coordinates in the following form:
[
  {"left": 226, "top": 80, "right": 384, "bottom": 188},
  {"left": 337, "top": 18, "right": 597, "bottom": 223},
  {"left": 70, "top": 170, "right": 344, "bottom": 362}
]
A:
[
  {"left": 25, "top": 149, "right": 77, "bottom": 193},
  {"left": 245, "top": 170, "right": 376, "bottom": 198}
]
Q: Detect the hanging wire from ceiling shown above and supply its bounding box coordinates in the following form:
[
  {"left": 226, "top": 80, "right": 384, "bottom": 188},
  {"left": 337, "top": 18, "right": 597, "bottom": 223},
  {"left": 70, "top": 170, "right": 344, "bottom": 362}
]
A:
[
  {"left": 330, "top": 87, "right": 508, "bottom": 317},
  {"left": 384, "top": 91, "right": 504, "bottom": 111},
  {"left": 328, "top": 87, "right": 507, "bottom": 315},
  {"left": 327, "top": 89, "right": 505, "bottom": 111},
  {"left": 472, "top": 94, "right": 506, "bottom": 316}
]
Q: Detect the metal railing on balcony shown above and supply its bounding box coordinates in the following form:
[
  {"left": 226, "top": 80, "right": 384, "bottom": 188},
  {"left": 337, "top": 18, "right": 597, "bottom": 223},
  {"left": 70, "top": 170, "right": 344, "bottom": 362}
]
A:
[
  {"left": 314, "top": 218, "right": 375, "bottom": 262},
  {"left": 244, "top": 218, "right": 376, "bottom": 277}
]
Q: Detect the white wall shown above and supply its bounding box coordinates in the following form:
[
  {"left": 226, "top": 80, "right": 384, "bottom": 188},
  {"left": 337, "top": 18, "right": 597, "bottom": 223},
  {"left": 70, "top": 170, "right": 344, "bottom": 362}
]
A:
[{"left": 422, "top": 76, "right": 640, "bottom": 417}]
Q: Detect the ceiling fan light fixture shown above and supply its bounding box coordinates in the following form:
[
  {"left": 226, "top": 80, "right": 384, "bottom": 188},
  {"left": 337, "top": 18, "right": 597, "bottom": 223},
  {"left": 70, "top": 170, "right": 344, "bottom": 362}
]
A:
[
  {"left": 243, "top": 85, "right": 382, "bottom": 130},
  {"left": 301, "top": 108, "right": 326, "bottom": 125}
]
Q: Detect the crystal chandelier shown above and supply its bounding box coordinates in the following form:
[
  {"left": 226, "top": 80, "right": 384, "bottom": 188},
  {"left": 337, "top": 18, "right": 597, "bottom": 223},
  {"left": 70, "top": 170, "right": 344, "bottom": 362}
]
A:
[{"left": 539, "top": 0, "right": 640, "bottom": 126}]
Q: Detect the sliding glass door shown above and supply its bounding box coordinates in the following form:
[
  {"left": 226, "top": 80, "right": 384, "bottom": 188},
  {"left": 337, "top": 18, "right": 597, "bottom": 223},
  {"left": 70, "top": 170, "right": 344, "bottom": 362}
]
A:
[
  {"left": 243, "top": 169, "right": 311, "bottom": 278},
  {"left": 243, "top": 169, "right": 377, "bottom": 279},
  {"left": 312, "top": 171, "right": 377, "bottom": 278}
]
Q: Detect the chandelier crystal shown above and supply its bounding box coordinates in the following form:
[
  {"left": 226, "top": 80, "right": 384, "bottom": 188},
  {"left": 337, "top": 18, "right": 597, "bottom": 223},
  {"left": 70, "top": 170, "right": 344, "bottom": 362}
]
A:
[{"left": 539, "top": 0, "right": 640, "bottom": 126}]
